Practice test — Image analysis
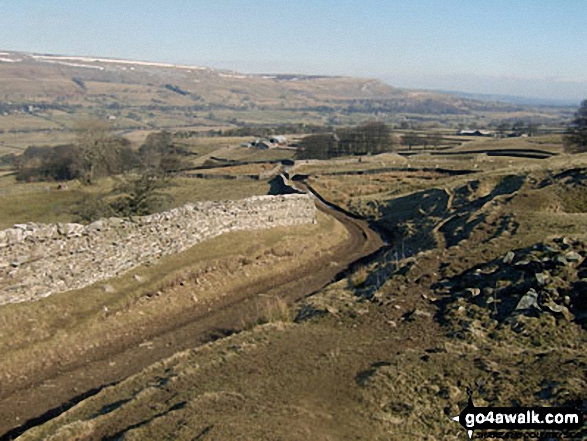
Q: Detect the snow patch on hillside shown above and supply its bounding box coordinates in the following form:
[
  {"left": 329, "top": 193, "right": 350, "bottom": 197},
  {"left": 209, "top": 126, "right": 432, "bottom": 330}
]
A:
[{"left": 31, "top": 54, "right": 208, "bottom": 71}]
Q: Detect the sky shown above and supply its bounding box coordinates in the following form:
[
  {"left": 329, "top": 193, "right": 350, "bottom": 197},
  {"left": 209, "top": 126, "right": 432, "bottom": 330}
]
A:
[{"left": 1, "top": 0, "right": 586, "bottom": 103}]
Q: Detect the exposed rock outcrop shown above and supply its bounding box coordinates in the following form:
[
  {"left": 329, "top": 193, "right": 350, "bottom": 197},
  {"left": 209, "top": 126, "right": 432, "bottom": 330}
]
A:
[{"left": 434, "top": 237, "right": 587, "bottom": 332}]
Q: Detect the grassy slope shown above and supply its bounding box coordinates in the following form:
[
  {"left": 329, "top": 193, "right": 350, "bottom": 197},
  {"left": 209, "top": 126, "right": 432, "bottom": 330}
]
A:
[
  {"left": 0, "top": 173, "right": 271, "bottom": 230},
  {"left": 0, "top": 52, "right": 571, "bottom": 154},
  {"left": 16, "top": 138, "right": 587, "bottom": 440},
  {"left": 3, "top": 138, "right": 587, "bottom": 441},
  {"left": 0, "top": 210, "right": 348, "bottom": 404}
]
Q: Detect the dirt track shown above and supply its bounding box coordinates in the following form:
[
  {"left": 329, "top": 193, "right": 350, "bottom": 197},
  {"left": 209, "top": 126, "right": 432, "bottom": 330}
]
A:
[{"left": 0, "top": 190, "right": 385, "bottom": 439}]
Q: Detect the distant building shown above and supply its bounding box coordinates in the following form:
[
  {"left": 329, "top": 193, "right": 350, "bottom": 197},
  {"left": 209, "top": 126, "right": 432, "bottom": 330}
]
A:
[
  {"left": 252, "top": 138, "right": 281, "bottom": 149},
  {"left": 457, "top": 130, "right": 494, "bottom": 137},
  {"left": 506, "top": 132, "right": 529, "bottom": 138},
  {"left": 256, "top": 140, "right": 272, "bottom": 149},
  {"left": 269, "top": 135, "right": 287, "bottom": 146}
]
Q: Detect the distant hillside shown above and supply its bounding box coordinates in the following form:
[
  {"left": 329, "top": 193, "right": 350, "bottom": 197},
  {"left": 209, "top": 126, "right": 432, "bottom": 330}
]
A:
[
  {"left": 0, "top": 50, "right": 570, "bottom": 140},
  {"left": 437, "top": 90, "right": 579, "bottom": 107}
]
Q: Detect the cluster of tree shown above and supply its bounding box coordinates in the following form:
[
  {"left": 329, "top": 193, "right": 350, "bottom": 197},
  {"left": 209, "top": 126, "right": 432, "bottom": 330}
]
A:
[
  {"left": 15, "top": 122, "right": 190, "bottom": 183},
  {"left": 12, "top": 121, "right": 196, "bottom": 221},
  {"left": 175, "top": 124, "right": 339, "bottom": 140},
  {"left": 137, "top": 130, "right": 191, "bottom": 174},
  {"left": 72, "top": 126, "right": 188, "bottom": 221},
  {"left": 564, "top": 99, "right": 587, "bottom": 153},
  {"left": 17, "top": 144, "right": 87, "bottom": 182},
  {"left": 16, "top": 121, "right": 132, "bottom": 183},
  {"left": 0, "top": 153, "right": 17, "bottom": 167},
  {"left": 494, "top": 120, "right": 541, "bottom": 137},
  {"left": 296, "top": 122, "right": 395, "bottom": 160},
  {"left": 400, "top": 132, "right": 444, "bottom": 150},
  {"left": 72, "top": 173, "right": 173, "bottom": 222}
]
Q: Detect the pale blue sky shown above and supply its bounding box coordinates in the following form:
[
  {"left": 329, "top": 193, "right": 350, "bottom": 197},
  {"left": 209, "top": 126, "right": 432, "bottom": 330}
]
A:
[{"left": 1, "top": 0, "right": 586, "bottom": 101}]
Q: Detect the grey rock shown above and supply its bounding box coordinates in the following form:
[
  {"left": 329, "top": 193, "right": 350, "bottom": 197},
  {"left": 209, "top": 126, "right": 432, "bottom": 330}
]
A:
[
  {"left": 482, "top": 287, "right": 494, "bottom": 296},
  {"left": 68, "top": 223, "right": 84, "bottom": 236},
  {"left": 565, "top": 251, "right": 582, "bottom": 262},
  {"left": 544, "top": 301, "right": 564, "bottom": 313},
  {"left": 515, "top": 289, "right": 540, "bottom": 311},
  {"left": 6, "top": 228, "right": 25, "bottom": 243},
  {"left": 562, "top": 237, "right": 574, "bottom": 246},
  {"left": 503, "top": 251, "right": 515, "bottom": 265},
  {"left": 535, "top": 272, "right": 548, "bottom": 286},
  {"left": 403, "top": 308, "right": 431, "bottom": 321},
  {"left": 545, "top": 302, "right": 574, "bottom": 320},
  {"left": 414, "top": 309, "right": 432, "bottom": 318},
  {"left": 86, "top": 220, "right": 105, "bottom": 232},
  {"left": 465, "top": 288, "right": 481, "bottom": 297}
]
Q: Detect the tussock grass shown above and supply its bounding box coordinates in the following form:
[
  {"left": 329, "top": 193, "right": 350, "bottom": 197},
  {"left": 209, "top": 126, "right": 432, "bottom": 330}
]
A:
[
  {"left": 259, "top": 296, "right": 293, "bottom": 324},
  {"left": 348, "top": 265, "right": 369, "bottom": 288}
]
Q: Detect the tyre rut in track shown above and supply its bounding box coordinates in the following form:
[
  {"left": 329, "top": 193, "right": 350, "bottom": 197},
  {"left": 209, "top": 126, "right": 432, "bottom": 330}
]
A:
[{"left": 0, "top": 189, "right": 384, "bottom": 440}]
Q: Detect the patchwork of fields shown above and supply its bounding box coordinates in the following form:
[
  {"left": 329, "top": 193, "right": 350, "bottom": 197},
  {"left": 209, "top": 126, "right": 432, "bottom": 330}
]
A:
[{"left": 0, "top": 52, "right": 584, "bottom": 439}]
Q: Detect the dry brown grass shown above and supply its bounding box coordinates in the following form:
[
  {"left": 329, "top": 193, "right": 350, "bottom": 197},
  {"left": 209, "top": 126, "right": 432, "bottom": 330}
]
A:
[
  {"left": 451, "top": 133, "right": 565, "bottom": 153},
  {"left": 201, "top": 163, "right": 274, "bottom": 176},
  {"left": 348, "top": 265, "right": 369, "bottom": 288},
  {"left": 12, "top": 132, "right": 587, "bottom": 441},
  {"left": 258, "top": 296, "right": 293, "bottom": 324},
  {"left": 0, "top": 211, "right": 347, "bottom": 394},
  {"left": 0, "top": 173, "right": 271, "bottom": 228},
  {"left": 218, "top": 147, "right": 296, "bottom": 162}
]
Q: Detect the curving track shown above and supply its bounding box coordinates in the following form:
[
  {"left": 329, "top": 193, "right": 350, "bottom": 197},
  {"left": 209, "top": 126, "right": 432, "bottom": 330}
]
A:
[{"left": 0, "top": 184, "right": 385, "bottom": 440}]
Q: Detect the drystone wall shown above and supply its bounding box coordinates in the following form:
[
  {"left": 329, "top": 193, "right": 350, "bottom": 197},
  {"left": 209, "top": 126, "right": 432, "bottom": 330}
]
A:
[{"left": 0, "top": 194, "right": 316, "bottom": 306}]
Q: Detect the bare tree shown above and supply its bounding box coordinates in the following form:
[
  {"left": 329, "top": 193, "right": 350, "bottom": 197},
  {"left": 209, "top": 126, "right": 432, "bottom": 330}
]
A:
[
  {"left": 496, "top": 122, "right": 510, "bottom": 138},
  {"left": 336, "top": 121, "right": 394, "bottom": 156},
  {"left": 564, "top": 100, "right": 587, "bottom": 153},
  {"left": 296, "top": 133, "right": 336, "bottom": 160},
  {"left": 359, "top": 121, "right": 394, "bottom": 154},
  {"left": 527, "top": 122, "right": 540, "bottom": 137},
  {"left": 110, "top": 172, "right": 173, "bottom": 217},
  {"left": 428, "top": 132, "right": 443, "bottom": 149},
  {"left": 297, "top": 122, "right": 394, "bottom": 159},
  {"left": 401, "top": 132, "right": 421, "bottom": 150},
  {"left": 74, "top": 119, "right": 130, "bottom": 184},
  {"left": 138, "top": 130, "right": 189, "bottom": 175}
]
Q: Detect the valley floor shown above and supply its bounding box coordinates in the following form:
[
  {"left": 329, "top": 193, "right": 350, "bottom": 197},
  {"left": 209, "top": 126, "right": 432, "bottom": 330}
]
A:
[{"left": 2, "top": 138, "right": 586, "bottom": 440}]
